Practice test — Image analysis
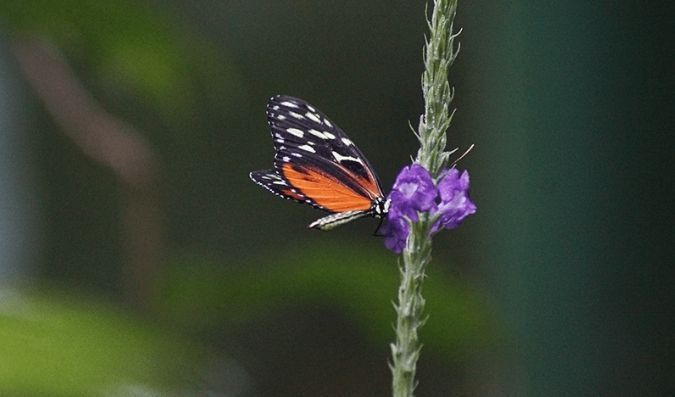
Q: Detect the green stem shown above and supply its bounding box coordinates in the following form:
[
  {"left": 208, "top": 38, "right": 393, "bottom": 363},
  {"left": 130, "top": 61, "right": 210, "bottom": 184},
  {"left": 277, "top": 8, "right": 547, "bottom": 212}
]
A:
[
  {"left": 391, "top": 219, "right": 432, "bottom": 397},
  {"left": 391, "top": 1, "right": 459, "bottom": 396},
  {"left": 416, "top": 0, "right": 460, "bottom": 176}
]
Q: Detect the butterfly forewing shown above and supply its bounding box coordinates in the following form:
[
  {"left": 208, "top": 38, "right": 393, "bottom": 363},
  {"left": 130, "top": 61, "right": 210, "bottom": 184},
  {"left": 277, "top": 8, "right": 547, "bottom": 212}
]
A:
[{"left": 266, "top": 95, "right": 383, "bottom": 200}]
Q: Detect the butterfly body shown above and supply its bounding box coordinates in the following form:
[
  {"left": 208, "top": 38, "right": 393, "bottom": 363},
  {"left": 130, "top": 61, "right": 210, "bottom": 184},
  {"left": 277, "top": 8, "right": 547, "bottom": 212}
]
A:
[{"left": 250, "top": 95, "right": 388, "bottom": 230}]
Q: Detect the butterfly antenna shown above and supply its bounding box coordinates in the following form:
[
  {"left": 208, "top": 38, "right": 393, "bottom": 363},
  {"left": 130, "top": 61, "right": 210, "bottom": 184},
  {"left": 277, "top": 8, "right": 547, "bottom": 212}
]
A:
[{"left": 451, "top": 144, "right": 475, "bottom": 167}]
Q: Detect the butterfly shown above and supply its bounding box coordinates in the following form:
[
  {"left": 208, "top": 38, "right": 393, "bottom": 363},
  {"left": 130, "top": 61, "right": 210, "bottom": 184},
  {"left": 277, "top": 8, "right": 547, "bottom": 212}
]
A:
[{"left": 250, "top": 95, "right": 389, "bottom": 230}]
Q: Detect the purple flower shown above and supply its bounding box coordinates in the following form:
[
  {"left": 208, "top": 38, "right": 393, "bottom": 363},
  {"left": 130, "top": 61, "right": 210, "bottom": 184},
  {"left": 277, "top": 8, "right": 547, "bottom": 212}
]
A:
[
  {"left": 382, "top": 163, "right": 476, "bottom": 253},
  {"left": 388, "top": 164, "right": 437, "bottom": 221},
  {"left": 434, "top": 168, "right": 476, "bottom": 230}
]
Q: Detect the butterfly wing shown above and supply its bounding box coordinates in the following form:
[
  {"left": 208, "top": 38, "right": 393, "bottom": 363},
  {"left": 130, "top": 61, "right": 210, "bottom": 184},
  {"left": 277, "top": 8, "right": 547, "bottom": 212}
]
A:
[
  {"left": 250, "top": 95, "right": 384, "bottom": 220},
  {"left": 249, "top": 169, "right": 310, "bottom": 205}
]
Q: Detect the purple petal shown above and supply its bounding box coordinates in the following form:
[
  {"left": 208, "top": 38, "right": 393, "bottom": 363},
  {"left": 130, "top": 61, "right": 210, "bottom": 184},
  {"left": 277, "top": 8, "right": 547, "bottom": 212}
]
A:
[
  {"left": 388, "top": 164, "right": 438, "bottom": 220},
  {"left": 381, "top": 208, "right": 410, "bottom": 254},
  {"left": 434, "top": 168, "right": 476, "bottom": 230}
]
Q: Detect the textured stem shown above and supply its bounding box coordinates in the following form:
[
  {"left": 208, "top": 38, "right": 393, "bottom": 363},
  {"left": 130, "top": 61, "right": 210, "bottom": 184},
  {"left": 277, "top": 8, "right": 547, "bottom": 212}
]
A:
[
  {"left": 391, "top": 1, "right": 459, "bottom": 396},
  {"left": 416, "top": 0, "right": 460, "bottom": 176},
  {"left": 391, "top": 219, "right": 432, "bottom": 397}
]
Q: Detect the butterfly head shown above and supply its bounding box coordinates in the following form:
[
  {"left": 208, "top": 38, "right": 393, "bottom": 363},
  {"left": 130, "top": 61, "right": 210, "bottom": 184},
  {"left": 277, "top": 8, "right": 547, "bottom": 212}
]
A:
[{"left": 373, "top": 197, "right": 390, "bottom": 218}]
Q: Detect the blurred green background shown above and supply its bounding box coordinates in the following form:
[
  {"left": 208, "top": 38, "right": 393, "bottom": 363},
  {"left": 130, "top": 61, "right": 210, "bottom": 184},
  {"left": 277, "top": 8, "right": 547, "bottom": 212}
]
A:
[{"left": 0, "top": 1, "right": 671, "bottom": 396}]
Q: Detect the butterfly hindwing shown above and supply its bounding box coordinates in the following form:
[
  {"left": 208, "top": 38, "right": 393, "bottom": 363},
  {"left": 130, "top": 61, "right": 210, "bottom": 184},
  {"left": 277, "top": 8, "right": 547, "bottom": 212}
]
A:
[{"left": 249, "top": 169, "right": 318, "bottom": 208}]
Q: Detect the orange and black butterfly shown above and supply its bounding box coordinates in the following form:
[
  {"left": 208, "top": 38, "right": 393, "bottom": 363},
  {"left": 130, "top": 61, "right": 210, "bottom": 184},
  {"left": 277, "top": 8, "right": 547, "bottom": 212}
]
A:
[{"left": 250, "top": 95, "right": 389, "bottom": 230}]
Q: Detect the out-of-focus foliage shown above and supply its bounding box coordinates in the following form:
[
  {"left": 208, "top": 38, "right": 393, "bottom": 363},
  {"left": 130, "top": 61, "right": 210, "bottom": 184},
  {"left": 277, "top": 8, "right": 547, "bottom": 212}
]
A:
[
  {"left": 0, "top": 287, "right": 205, "bottom": 396},
  {"left": 161, "top": 243, "right": 496, "bottom": 361},
  {"left": 0, "top": 0, "right": 244, "bottom": 121}
]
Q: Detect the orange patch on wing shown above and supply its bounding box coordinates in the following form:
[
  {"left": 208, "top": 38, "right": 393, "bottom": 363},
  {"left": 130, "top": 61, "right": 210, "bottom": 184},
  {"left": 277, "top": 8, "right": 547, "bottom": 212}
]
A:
[
  {"left": 333, "top": 161, "right": 381, "bottom": 199},
  {"left": 282, "top": 164, "right": 372, "bottom": 212},
  {"left": 354, "top": 171, "right": 381, "bottom": 198}
]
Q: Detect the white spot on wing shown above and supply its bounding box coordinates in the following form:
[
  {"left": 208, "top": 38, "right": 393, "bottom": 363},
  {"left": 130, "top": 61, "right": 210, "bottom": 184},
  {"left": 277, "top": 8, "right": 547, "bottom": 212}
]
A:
[
  {"left": 277, "top": 115, "right": 286, "bottom": 120},
  {"left": 306, "top": 112, "right": 321, "bottom": 123},
  {"left": 308, "top": 129, "right": 326, "bottom": 139},
  {"left": 289, "top": 111, "right": 305, "bottom": 119},
  {"left": 307, "top": 104, "right": 316, "bottom": 112},
  {"left": 281, "top": 101, "right": 299, "bottom": 108},
  {"left": 287, "top": 128, "right": 304, "bottom": 137},
  {"left": 332, "top": 151, "right": 363, "bottom": 164},
  {"left": 273, "top": 105, "right": 280, "bottom": 110},
  {"left": 299, "top": 144, "right": 316, "bottom": 153},
  {"left": 324, "top": 119, "right": 333, "bottom": 127},
  {"left": 341, "top": 138, "right": 353, "bottom": 146},
  {"left": 282, "top": 156, "right": 290, "bottom": 162},
  {"left": 323, "top": 131, "right": 336, "bottom": 139},
  {"left": 291, "top": 152, "right": 302, "bottom": 157}
]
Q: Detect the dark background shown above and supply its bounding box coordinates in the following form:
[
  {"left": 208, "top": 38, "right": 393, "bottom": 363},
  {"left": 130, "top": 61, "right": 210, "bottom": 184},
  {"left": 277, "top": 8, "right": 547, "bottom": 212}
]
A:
[{"left": 0, "top": 1, "right": 672, "bottom": 396}]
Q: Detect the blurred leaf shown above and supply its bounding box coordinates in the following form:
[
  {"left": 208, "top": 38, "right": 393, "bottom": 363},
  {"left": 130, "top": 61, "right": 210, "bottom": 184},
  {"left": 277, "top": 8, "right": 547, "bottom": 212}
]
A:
[
  {"left": 162, "top": 243, "right": 497, "bottom": 361},
  {"left": 0, "top": 287, "right": 205, "bottom": 397}
]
